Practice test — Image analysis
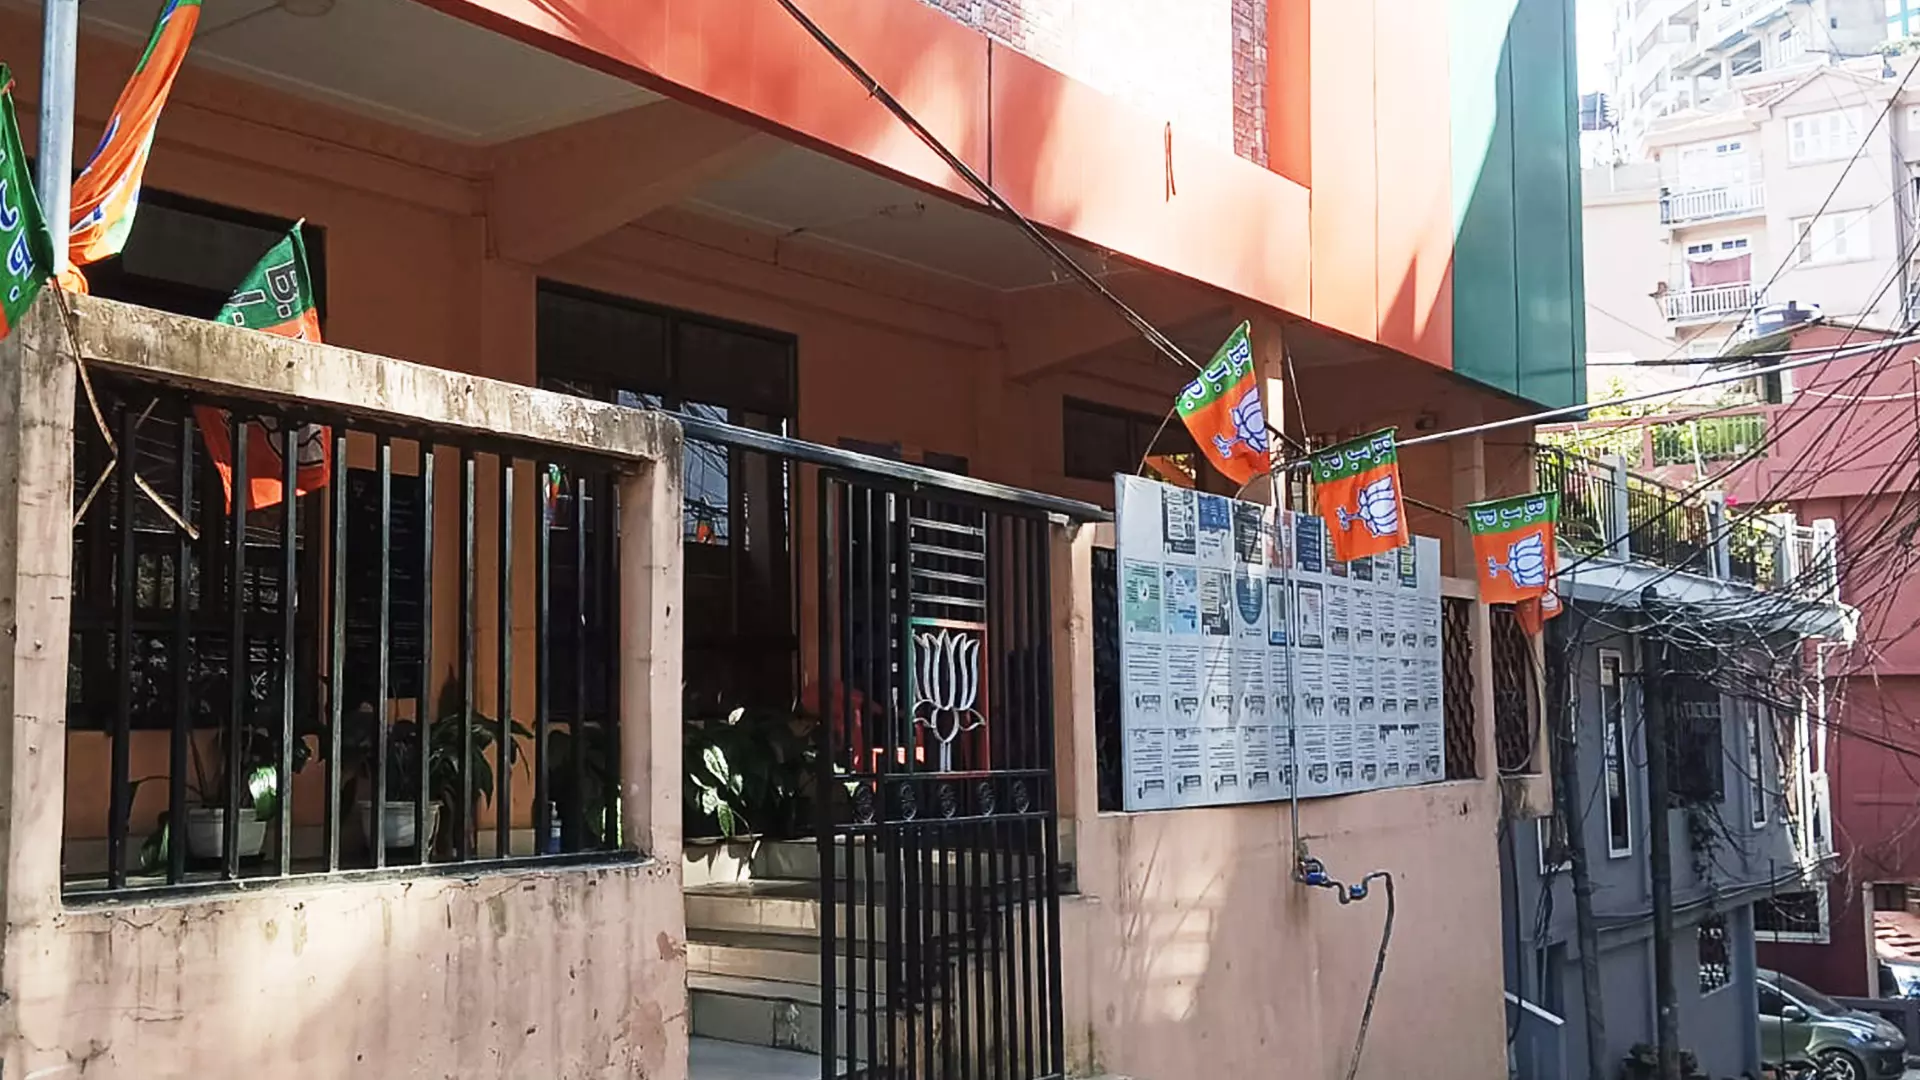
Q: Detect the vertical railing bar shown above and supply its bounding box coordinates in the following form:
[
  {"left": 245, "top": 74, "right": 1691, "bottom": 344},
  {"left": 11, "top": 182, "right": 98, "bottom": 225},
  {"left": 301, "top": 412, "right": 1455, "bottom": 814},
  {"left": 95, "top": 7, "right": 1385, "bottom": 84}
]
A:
[
  {"left": 837, "top": 480, "right": 857, "bottom": 1078},
  {"left": 599, "top": 471, "right": 619, "bottom": 848},
  {"left": 989, "top": 516, "right": 1011, "bottom": 1080},
  {"left": 276, "top": 425, "right": 299, "bottom": 878},
  {"left": 567, "top": 467, "right": 587, "bottom": 852},
  {"left": 534, "top": 461, "right": 552, "bottom": 854},
  {"left": 1015, "top": 518, "right": 1039, "bottom": 1080},
  {"left": 899, "top": 496, "right": 932, "bottom": 1080},
  {"left": 887, "top": 492, "right": 919, "bottom": 1080},
  {"left": 169, "top": 397, "right": 195, "bottom": 885},
  {"left": 817, "top": 471, "right": 838, "bottom": 1080},
  {"left": 166, "top": 395, "right": 195, "bottom": 883},
  {"left": 844, "top": 484, "right": 867, "bottom": 1068},
  {"left": 224, "top": 416, "right": 250, "bottom": 881},
  {"left": 862, "top": 487, "right": 884, "bottom": 1075},
  {"left": 1035, "top": 517, "right": 1066, "bottom": 1075},
  {"left": 459, "top": 448, "right": 476, "bottom": 861},
  {"left": 416, "top": 445, "right": 435, "bottom": 865},
  {"left": 108, "top": 401, "right": 136, "bottom": 891},
  {"left": 497, "top": 457, "right": 514, "bottom": 858},
  {"left": 325, "top": 429, "right": 346, "bottom": 872},
  {"left": 373, "top": 435, "right": 392, "bottom": 870}
]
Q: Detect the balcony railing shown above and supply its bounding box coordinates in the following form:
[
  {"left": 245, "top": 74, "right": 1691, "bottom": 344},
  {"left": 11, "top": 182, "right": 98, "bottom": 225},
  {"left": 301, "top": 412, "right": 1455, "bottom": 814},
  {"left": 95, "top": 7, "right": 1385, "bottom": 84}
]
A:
[
  {"left": 1650, "top": 412, "right": 1768, "bottom": 465},
  {"left": 1705, "top": 0, "right": 1787, "bottom": 40},
  {"left": 1661, "top": 181, "right": 1766, "bottom": 224},
  {"left": 1663, "top": 281, "right": 1756, "bottom": 322},
  {"left": 1532, "top": 445, "right": 1836, "bottom": 595}
]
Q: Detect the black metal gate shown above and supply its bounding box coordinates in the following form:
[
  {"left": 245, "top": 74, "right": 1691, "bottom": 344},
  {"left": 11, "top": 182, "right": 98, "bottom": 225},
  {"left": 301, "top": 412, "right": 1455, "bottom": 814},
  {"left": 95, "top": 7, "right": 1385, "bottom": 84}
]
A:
[{"left": 815, "top": 471, "right": 1066, "bottom": 1080}]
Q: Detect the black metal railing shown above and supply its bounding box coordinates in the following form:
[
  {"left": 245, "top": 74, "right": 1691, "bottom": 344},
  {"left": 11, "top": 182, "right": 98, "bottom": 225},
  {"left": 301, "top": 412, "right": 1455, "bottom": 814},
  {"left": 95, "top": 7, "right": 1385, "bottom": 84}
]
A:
[
  {"left": 1490, "top": 605, "right": 1537, "bottom": 774},
  {"left": 1534, "top": 446, "right": 1617, "bottom": 559},
  {"left": 1442, "top": 596, "right": 1478, "bottom": 781},
  {"left": 1726, "top": 510, "right": 1782, "bottom": 587},
  {"left": 1624, "top": 470, "right": 1714, "bottom": 575},
  {"left": 816, "top": 471, "right": 1066, "bottom": 1080},
  {"left": 65, "top": 372, "right": 628, "bottom": 899}
]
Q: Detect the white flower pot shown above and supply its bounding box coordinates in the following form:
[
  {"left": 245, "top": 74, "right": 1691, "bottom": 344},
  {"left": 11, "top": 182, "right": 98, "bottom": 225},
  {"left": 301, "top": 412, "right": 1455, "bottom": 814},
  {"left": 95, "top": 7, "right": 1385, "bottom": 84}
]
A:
[
  {"left": 357, "top": 800, "right": 441, "bottom": 852},
  {"left": 184, "top": 807, "right": 267, "bottom": 861}
]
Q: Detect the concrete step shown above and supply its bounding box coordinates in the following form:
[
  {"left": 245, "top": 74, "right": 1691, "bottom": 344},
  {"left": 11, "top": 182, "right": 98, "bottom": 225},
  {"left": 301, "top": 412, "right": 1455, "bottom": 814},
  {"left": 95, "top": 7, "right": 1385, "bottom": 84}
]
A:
[
  {"left": 751, "top": 838, "right": 1053, "bottom": 889},
  {"left": 690, "top": 973, "right": 891, "bottom": 1059},
  {"left": 689, "top": 1036, "right": 819, "bottom": 1080},
  {"left": 688, "top": 929, "right": 895, "bottom": 986},
  {"left": 686, "top": 880, "right": 831, "bottom": 938}
]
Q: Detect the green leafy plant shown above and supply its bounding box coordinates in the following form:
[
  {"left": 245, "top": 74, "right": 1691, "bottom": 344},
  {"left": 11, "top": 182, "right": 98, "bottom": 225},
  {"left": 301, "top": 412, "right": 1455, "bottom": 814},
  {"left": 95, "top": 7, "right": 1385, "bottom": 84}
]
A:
[
  {"left": 682, "top": 701, "right": 818, "bottom": 841},
  {"left": 135, "top": 698, "right": 324, "bottom": 872},
  {"left": 339, "top": 677, "right": 533, "bottom": 850},
  {"left": 546, "top": 716, "right": 619, "bottom": 847}
]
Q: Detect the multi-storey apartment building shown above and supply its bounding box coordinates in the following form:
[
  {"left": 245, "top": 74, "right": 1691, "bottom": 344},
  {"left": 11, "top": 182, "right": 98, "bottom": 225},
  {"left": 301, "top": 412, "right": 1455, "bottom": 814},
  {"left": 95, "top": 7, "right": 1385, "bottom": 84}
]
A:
[
  {"left": 1605, "top": 0, "right": 1889, "bottom": 159},
  {"left": 1585, "top": 56, "right": 1920, "bottom": 378}
]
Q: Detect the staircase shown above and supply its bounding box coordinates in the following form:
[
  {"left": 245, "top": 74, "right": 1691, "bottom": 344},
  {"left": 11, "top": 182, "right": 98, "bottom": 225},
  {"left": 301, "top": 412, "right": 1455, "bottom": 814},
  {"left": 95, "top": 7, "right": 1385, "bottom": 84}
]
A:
[
  {"left": 685, "top": 834, "right": 1067, "bottom": 1079},
  {"left": 685, "top": 840, "right": 878, "bottom": 1076}
]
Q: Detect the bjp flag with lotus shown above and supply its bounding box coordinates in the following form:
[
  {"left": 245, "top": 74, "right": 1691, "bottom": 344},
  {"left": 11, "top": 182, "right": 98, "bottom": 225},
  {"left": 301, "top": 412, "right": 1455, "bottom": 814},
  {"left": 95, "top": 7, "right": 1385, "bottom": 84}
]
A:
[
  {"left": 1175, "top": 321, "right": 1269, "bottom": 486},
  {"left": 1311, "top": 429, "right": 1407, "bottom": 563},
  {"left": 1468, "top": 493, "right": 1559, "bottom": 604},
  {"left": 194, "top": 224, "right": 331, "bottom": 511}
]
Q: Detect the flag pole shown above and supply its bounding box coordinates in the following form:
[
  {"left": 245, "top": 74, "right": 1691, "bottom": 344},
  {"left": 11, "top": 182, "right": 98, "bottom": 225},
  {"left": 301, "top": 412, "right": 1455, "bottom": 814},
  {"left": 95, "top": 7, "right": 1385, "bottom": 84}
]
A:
[{"left": 37, "top": 0, "right": 77, "bottom": 274}]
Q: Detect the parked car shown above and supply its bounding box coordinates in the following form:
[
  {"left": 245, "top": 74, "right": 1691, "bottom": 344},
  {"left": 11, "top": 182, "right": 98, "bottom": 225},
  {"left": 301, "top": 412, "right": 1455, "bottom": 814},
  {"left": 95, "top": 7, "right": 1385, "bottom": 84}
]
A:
[{"left": 1759, "top": 968, "right": 1907, "bottom": 1080}]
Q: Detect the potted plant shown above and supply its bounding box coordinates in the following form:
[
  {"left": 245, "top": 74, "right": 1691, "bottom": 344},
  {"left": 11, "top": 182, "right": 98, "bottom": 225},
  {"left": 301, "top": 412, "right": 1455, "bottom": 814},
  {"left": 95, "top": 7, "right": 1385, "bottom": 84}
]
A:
[
  {"left": 136, "top": 701, "right": 323, "bottom": 871},
  {"left": 546, "top": 715, "right": 619, "bottom": 850},
  {"left": 341, "top": 678, "right": 532, "bottom": 857},
  {"left": 681, "top": 698, "right": 819, "bottom": 842}
]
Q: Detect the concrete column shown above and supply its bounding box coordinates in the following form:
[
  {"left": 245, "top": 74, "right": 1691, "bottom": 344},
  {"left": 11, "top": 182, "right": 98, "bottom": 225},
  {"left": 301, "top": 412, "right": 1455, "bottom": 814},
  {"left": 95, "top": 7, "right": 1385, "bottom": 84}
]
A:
[
  {"left": 0, "top": 296, "right": 78, "bottom": 1065},
  {"left": 1049, "top": 520, "right": 1098, "bottom": 884},
  {"left": 619, "top": 425, "right": 686, "bottom": 865},
  {"left": 1242, "top": 314, "right": 1289, "bottom": 508},
  {"left": 1606, "top": 455, "right": 1633, "bottom": 562}
]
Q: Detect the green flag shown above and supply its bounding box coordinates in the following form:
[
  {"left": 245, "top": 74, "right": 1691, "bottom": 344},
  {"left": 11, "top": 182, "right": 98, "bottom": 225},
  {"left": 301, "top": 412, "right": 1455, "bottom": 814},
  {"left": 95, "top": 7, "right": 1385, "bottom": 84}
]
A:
[{"left": 0, "top": 66, "right": 54, "bottom": 339}]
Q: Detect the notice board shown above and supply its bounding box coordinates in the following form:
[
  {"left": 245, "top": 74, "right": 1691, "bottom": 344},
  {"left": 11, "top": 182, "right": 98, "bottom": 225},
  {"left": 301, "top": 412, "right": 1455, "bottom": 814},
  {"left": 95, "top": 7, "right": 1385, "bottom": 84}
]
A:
[{"left": 1114, "top": 475, "right": 1445, "bottom": 811}]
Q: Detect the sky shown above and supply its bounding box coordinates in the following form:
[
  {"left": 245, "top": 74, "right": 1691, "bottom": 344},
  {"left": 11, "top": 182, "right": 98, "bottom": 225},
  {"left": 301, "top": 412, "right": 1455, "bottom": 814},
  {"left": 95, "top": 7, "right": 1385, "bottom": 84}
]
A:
[{"left": 1576, "top": 0, "right": 1611, "bottom": 94}]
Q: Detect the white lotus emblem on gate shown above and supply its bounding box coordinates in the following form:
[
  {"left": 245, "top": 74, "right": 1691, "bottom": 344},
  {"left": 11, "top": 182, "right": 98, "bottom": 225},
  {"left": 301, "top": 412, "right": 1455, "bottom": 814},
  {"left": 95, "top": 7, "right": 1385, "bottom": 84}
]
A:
[{"left": 912, "top": 627, "right": 986, "bottom": 772}]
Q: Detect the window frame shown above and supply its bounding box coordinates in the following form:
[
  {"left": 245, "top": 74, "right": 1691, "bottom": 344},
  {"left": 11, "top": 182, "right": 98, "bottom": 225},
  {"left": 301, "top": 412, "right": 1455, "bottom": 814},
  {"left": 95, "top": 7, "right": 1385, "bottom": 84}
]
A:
[
  {"left": 1794, "top": 209, "right": 1872, "bottom": 266},
  {"left": 1600, "top": 649, "right": 1635, "bottom": 859},
  {"left": 1060, "top": 396, "right": 1201, "bottom": 486},
  {"left": 1787, "top": 107, "right": 1864, "bottom": 165},
  {"left": 1748, "top": 699, "right": 1770, "bottom": 829},
  {"left": 1537, "top": 813, "right": 1572, "bottom": 875},
  {"left": 1697, "top": 913, "right": 1733, "bottom": 996}
]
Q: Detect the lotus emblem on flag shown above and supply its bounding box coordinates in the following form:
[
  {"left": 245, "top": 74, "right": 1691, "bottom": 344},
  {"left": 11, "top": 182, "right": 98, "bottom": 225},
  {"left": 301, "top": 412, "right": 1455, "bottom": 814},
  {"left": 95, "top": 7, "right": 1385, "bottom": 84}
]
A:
[
  {"left": 912, "top": 627, "right": 987, "bottom": 772},
  {"left": 1335, "top": 474, "right": 1400, "bottom": 538},
  {"left": 1488, "top": 531, "right": 1549, "bottom": 588},
  {"left": 1211, "top": 386, "right": 1269, "bottom": 461}
]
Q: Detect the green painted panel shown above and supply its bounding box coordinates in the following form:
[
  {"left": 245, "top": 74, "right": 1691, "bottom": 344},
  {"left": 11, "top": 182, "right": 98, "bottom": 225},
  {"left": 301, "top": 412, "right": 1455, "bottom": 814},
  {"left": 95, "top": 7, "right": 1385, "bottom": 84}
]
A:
[
  {"left": 1511, "top": 0, "right": 1577, "bottom": 408},
  {"left": 1448, "top": 0, "right": 1585, "bottom": 410},
  {"left": 1449, "top": 0, "right": 1520, "bottom": 399}
]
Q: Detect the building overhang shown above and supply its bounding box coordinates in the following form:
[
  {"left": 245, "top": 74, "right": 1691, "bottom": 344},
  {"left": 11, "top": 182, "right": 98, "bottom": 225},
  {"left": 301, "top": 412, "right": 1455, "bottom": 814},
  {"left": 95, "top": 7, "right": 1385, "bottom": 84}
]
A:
[{"left": 1559, "top": 553, "right": 1858, "bottom": 641}]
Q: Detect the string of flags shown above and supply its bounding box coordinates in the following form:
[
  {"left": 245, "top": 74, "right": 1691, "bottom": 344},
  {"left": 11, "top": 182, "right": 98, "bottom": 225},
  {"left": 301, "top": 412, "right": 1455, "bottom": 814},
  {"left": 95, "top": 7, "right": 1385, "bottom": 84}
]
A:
[{"left": 1176, "top": 323, "right": 1565, "bottom": 634}]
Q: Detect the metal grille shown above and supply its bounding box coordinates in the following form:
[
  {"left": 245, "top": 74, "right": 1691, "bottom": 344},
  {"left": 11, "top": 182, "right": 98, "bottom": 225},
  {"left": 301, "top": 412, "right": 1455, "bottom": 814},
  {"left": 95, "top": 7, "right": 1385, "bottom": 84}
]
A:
[
  {"left": 67, "top": 372, "right": 626, "bottom": 900},
  {"left": 1442, "top": 596, "right": 1478, "bottom": 781},
  {"left": 818, "top": 474, "right": 1065, "bottom": 1080},
  {"left": 1490, "top": 604, "right": 1538, "bottom": 774}
]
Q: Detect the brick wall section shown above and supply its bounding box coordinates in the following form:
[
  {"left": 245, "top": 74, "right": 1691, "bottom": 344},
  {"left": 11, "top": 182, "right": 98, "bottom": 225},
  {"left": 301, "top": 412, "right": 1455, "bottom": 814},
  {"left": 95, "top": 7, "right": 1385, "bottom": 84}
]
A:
[
  {"left": 1232, "top": 0, "right": 1267, "bottom": 165},
  {"left": 918, "top": 0, "right": 1269, "bottom": 165}
]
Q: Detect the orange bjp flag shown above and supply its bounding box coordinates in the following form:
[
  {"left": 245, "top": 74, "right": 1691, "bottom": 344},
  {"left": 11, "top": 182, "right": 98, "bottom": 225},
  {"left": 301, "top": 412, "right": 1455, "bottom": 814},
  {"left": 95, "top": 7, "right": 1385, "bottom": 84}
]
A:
[
  {"left": 1175, "top": 322, "right": 1269, "bottom": 486},
  {"left": 1310, "top": 429, "right": 1408, "bottom": 564},
  {"left": 66, "top": 0, "right": 201, "bottom": 273}
]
